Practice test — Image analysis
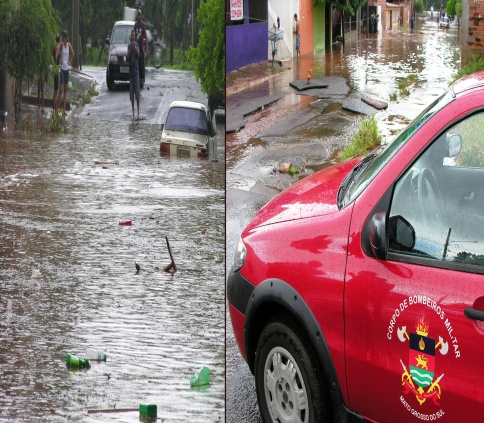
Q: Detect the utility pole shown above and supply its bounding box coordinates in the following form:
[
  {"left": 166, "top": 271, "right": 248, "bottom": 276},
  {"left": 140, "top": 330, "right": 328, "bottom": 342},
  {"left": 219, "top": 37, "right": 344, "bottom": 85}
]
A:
[{"left": 72, "top": 0, "right": 79, "bottom": 69}]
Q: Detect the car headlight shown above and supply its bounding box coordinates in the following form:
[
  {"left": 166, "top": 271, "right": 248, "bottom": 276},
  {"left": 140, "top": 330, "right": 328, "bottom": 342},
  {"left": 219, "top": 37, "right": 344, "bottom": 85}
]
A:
[
  {"left": 233, "top": 238, "right": 247, "bottom": 272},
  {"left": 109, "top": 55, "right": 118, "bottom": 62}
]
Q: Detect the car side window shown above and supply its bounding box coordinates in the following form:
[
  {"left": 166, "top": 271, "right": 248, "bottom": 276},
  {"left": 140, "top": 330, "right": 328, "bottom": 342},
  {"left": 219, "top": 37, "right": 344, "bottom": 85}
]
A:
[{"left": 389, "top": 112, "right": 484, "bottom": 268}]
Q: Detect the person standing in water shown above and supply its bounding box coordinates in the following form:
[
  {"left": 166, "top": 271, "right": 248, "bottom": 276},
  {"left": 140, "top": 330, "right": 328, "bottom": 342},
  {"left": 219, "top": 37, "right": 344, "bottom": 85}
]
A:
[{"left": 56, "top": 30, "right": 75, "bottom": 115}]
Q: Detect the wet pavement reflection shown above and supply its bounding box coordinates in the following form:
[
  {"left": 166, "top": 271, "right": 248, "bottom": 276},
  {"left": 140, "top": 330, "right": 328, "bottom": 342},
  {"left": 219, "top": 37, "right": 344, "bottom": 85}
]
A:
[{"left": 1, "top": 110, "right": 225, "bottom": 421}]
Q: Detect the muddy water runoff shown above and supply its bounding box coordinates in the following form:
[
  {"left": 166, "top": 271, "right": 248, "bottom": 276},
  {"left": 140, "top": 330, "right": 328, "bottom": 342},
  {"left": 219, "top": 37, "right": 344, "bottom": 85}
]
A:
[
  {"left": 227, "top": 18, "right": 461, "bottom": 191},
  {"left": 0, "top": 117, "right": 225, "bottom": 421}
]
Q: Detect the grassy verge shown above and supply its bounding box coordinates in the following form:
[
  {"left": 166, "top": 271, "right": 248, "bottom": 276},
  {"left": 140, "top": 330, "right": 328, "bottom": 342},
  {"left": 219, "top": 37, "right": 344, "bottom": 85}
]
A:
[
  {"left": 452, "top": 55, "right": 484, "bottom": 83},
  {"left": 341, "top": 114, "right": 382, "bottom": 161}
]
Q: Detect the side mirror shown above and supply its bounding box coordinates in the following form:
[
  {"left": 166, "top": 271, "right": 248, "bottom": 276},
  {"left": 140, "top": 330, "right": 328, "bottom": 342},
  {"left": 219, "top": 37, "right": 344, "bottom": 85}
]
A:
[
  {"left": 369, "top": 212, "right": 388, "bottom": 260},
  {"left": 388, "top": 215, "right": 415, "bottom": 251},
  {"left": 446, "top": 133, "right": 462, "bottom": 157},
  {"left": 160, "top": 123, "right": 164, "bottom": 131},
  {"left": 105, "top": 38, "right": 110, "bottom": 46}
]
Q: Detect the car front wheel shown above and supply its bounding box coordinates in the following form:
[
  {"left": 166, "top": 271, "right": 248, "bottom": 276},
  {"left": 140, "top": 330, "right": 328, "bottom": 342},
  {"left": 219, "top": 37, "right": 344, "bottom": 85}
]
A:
[
  {"left": 255, "top": 317, "right": 331, "bottom": 423},
  {"left": 106, "top": 70, "right": 114, "bottom": 91}
]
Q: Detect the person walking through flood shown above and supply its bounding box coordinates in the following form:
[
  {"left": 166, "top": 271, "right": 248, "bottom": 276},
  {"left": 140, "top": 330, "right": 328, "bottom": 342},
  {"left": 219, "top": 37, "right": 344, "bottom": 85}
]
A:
[
  {"left": 134, "top": 9, "right": 147, "bottom": 88},
  {"left": 293, "top": 14, "right": 301, "bottom": 58},
  {"left": 127, "top": 29, "right": 140, "bottom": 120},
  {"left": 56, "top": 30, "right": 75, "bottom": 115}
]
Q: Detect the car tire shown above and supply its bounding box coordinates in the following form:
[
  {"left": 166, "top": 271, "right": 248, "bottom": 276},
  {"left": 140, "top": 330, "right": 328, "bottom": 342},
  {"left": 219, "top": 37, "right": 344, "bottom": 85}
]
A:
[
  {"left": 106, "top": 70, "right": 114, "bottom": 91},
  {"left": 254, "top": 316, "right": 331, "bottom": 423}
]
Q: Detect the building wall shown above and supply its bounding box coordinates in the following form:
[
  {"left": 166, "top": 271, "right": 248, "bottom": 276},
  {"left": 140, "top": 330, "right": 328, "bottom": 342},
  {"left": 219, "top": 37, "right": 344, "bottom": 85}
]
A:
[
  {"left": 226, "top": 0, "right": 268, "bottom": 73},
  {"left": 298, "top": 0, "right": 314, "bottom": 55},
  {"left": 314, "top": 3, "right": 326, "bottom": 51},
  {"left": 268, "top": 0, "right": 298, "bottom": 61},
  {"left": 461, "top": 0, "right": 484, "bottom": 66}
]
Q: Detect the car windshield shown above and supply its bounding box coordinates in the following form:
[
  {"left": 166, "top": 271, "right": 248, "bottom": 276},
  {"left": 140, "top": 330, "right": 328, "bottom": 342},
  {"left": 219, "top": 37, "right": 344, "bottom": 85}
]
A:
[
  {"left": 340, "top": 88, "right": 455, "bottom": 208},
  {"left": 112, "top": 25, "right": 132, "bottom": 45},
  {"left": 165, "top": 107, "right": 208, "bottom": 135}
]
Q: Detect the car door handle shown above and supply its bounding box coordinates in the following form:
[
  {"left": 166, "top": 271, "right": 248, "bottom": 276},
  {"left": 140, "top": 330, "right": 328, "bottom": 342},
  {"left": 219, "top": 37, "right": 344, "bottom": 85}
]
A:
[{"left": 464, "top": 307, "right": 484, "bottom": 321}]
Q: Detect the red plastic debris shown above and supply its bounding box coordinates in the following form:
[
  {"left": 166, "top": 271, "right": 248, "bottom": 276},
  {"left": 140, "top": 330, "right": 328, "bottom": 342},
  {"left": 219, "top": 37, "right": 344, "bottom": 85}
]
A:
[{"left": 119, "top": 220, "right": 132, "bottom": 226}]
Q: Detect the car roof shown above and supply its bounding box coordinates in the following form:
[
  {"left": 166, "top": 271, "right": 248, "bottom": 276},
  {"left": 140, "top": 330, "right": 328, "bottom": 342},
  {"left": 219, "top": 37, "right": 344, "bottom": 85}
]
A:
[
  {"left": 114, "top": 20, "right": 135, "bottom": 26},
  {"left": 169, "top": 100, "right": 207, "bottom": 112}
]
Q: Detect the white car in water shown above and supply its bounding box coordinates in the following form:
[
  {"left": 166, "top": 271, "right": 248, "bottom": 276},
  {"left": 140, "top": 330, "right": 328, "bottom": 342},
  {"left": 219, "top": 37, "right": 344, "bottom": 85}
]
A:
[
  {"left": 440, "top": 16, "right": 450, "bottom": 28},
  {"left": 160, "top": 101, "right": 217, "bottom": 158}
]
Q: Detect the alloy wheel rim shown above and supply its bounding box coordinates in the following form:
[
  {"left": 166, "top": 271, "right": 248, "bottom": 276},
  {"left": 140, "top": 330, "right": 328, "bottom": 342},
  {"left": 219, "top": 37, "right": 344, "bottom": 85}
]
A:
[{"left": 264, "top": 346, "right": 309, "bottom": 423}]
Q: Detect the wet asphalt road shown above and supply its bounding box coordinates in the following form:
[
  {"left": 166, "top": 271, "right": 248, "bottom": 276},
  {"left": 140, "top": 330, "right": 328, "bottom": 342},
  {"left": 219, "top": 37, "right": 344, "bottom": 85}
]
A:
[
  {"left": 77, "top": 66, "right": 209, "bottom": 126},
  {"left": 226, "top": 17, "right": 461, "bottom": 423},
  {"left": 0, "top": 66, "right": 225, "bottom": 422}
]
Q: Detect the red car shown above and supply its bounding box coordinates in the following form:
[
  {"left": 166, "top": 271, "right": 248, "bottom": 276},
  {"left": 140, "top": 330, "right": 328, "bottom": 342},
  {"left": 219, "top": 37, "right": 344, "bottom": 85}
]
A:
[{"left": 227, "top": 72, "right": 484, "bottom": 423}]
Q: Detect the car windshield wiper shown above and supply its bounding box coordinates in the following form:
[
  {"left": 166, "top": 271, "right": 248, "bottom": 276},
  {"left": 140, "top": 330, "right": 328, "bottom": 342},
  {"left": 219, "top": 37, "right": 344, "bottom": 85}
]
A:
[{"left": 337, "top": 152, "right": 377, "bottom": 208}]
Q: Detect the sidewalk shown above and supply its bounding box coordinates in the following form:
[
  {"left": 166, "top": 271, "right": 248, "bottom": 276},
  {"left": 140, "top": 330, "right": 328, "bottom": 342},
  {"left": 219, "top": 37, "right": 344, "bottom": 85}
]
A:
[
  {"left": 226, "top": 60, "right": 293, "bottom": 133},
  {"left": 21, "top": 68, "right": 95, "bottom": 120},
  {"left": 226, "top": 60, "right": 292, "bottom": 96},
  {"left": 226, "top": 57, "right": 376, "bottom": 134}
]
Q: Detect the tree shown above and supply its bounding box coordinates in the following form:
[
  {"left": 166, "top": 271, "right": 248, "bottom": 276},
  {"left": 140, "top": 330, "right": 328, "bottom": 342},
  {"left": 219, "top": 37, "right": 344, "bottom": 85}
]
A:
[
  {"left": 187, "top": 0, "right": 224, "bottom": 111},
  {"left": 0, "top": 0, "right": 59, "bottom": 120},
  {"left": 415, "top": 0, "right": 425, "bottom": 15},
  {"left": 455, "top": 0, "right": 462, "bottom": 26},
  {"left": 314, "top": 0, "right": 366, "bottom": 16},
  {"left": 446, "top": 0, "right": 456, "bottom": 17}
]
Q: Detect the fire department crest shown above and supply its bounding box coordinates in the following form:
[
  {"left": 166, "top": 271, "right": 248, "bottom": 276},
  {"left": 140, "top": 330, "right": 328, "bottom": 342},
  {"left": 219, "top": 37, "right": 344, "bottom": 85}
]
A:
[{"left": 398, "top": 314, "right": 448, "bottom": 405}]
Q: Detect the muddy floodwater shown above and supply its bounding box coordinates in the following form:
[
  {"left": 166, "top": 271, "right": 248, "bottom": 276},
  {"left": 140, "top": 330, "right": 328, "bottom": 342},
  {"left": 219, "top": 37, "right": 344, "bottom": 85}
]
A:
[
  {"left": 227, "top": 17, "right": 461, "bottom": 191},
  {"left": 0, "top": 115, "right": 225, "bottom": 422}
]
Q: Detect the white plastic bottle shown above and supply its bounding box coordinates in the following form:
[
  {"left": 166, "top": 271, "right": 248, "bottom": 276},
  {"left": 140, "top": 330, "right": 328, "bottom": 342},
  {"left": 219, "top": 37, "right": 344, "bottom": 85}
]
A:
[{"left": 86, "top": 349, "right": 107, "bottom": 361}]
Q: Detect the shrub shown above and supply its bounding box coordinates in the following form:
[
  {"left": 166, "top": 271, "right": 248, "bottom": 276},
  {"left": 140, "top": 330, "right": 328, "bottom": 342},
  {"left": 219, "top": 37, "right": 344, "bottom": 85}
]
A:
[{"left": 341, "top": 114, "right": 382, "bottom": 160}]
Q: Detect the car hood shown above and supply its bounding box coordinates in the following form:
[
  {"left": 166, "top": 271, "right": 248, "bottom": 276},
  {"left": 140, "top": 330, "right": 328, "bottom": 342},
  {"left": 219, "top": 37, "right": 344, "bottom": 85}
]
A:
[
  {"left": 246, "top": 158, "right": 359, "bottom": 230},
  {"left": 110, "top": 44, "right": 128, "bottom": 56}
]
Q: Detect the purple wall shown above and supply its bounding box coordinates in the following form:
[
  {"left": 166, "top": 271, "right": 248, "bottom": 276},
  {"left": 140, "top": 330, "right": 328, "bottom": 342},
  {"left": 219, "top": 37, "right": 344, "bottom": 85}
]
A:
[{"left": 226, "top": 23, "right": 268, "bottom": 73}]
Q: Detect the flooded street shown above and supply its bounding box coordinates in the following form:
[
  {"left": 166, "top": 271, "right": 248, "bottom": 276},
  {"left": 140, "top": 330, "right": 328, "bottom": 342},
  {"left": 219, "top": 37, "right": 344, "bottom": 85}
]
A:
[
  {"left": 226, "top": 17, "right": 461, "bottom": 423},
  {"left": 227, "top": 17, "right": 461, "bottom": 192},
  {"left": 0, "top": 72, "right": 225, "bottom": 421}
]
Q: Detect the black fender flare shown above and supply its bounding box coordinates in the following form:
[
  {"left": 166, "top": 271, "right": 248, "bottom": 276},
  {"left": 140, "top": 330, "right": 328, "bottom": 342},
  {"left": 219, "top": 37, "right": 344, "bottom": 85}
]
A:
[{"left": 244, "top": 278, "right": 356, "bottom": 421}]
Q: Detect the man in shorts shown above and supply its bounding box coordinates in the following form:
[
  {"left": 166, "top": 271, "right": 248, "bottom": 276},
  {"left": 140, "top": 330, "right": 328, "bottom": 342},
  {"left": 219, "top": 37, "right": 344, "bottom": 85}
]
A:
[{"left": 56, "top": 30, "right": 75, "bottom": 115}]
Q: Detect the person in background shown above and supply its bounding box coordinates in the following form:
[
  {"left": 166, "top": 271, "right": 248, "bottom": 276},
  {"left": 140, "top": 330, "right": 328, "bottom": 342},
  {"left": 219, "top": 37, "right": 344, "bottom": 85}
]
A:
[
  {"left": 127, "top": 29, "right": 140, "bottom": 120},
  {"left": 56, "top": 30, "right": 75, "bottom": 115},
  {"left": 52, "top": 34, "right": 60, "bottom": 111},
  {"left": 134, "top": 9, "right": 147, "bottom": 87},
  {"left": 293, "top": 14, "right": 301, "bottom": 59}
]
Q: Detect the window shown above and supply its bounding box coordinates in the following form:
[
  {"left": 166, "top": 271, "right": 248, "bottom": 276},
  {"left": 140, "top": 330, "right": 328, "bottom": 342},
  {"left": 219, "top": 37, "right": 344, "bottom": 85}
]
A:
[
  {"left": 248, "top": 0, "right": 267, "bottom": 24},
  {"left": 165, "top": 107, "right": 208, "bottom": 135},
  {"left": 389, "top": 112, "right": 484, "bottom": 268}
]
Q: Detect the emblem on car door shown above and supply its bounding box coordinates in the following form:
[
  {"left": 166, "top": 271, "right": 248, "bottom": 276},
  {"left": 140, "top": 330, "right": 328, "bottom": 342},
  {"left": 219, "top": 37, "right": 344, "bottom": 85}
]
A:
[{"left": 398, "top": 315, "right": 447, "bottom": 406}]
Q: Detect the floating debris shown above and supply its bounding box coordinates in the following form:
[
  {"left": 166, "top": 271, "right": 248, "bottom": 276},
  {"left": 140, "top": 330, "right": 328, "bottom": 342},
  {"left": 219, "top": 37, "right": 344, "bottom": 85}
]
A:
[
  {"left": 190, "top": 366, "right": 210, "bottom": 387},
  {"left": 139, "top": 403, "right": 157, "bottom": 418},
  {"left": 86, "top": 349, "right": 107, "bottom": 361},
  {"left": 66, "top": 354, "right": 90, "bottom": 368},
  {"left": 163, "top": 236, "right": 177, "bottom": 272},
  {"left": 31, "top": 269, "right": 42, "bottom": 279}
]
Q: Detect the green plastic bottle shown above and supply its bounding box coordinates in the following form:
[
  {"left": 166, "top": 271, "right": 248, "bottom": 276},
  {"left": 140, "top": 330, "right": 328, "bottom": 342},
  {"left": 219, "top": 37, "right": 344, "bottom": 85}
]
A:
[
  {"left": 66, "top": 353, "right": 90, "bottom": 368},
  {"left": 190, "top": 366, "right": 210, "bottom": 387}
]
